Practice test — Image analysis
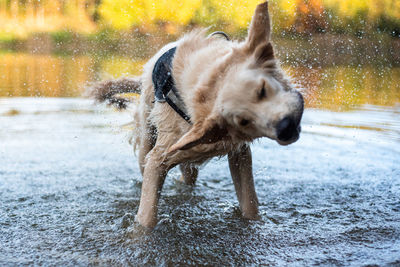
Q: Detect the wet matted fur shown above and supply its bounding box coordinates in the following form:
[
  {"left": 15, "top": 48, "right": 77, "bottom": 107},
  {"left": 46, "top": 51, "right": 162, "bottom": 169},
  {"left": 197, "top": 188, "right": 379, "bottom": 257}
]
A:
[{"left": 89, "top": 2, "right": 304, "bottom": 229}]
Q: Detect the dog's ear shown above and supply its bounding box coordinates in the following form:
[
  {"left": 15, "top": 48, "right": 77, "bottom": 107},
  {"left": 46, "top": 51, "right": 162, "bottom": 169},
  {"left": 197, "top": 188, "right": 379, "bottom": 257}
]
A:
[
  {"left": 168, "top": 118, "right": 227, "bottom": 153},
  {"left": 254, "top": 42, "right": 274, "bottom": 65},
  {"left": 245, "top": 2, "right": 275, "bottom": 64},
  {"left": 246, "top": 1, "right": 271, "bottom": 50}
]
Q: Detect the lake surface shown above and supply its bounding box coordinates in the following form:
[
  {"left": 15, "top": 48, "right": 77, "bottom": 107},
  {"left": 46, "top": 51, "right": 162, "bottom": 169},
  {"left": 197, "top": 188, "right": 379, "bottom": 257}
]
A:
[
  {"left": 1, "top": 52, "right": 400, "bottom": 266},
  {"left": 1, "top": 52, "right": 400, "bottom": 109}
]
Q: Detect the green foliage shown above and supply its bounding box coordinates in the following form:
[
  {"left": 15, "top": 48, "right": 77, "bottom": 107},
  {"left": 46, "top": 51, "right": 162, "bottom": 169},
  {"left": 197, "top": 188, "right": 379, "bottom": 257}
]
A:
[
  {"left": 50, "top": 31, "right": 74, "bottom": 45},
  {"left": 323, "top": 0, "right": 400, "bottom": 36}
]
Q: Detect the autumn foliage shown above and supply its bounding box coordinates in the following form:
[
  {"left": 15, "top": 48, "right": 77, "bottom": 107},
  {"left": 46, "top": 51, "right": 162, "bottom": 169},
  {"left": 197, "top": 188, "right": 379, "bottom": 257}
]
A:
[{"left": 0, "top": 0, "right": 399, "bottom": 38}]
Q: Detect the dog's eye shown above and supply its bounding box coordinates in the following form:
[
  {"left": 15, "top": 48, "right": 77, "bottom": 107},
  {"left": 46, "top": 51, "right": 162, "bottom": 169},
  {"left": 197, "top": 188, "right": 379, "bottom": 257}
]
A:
[
  {"left": 240, "top": 119, "right": 250, "bottom": 126},
  {"left": 258, "top": 87, "right": 267, "bottom": 100}
]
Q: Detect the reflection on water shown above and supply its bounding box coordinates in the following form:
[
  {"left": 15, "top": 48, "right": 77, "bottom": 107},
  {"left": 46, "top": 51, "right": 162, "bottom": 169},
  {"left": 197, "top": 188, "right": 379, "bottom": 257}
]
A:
[
  {"left": 290, "top": 66, "right": 400, "bottom": 110},
  {"left": 0, "top": 53, "right": 94, "bottom": 97},
  {"left": 0, "top": 52, "right": 145, "bottom": 98},
  {"left": 0, "top": 52, "right": 399, "bottom": 110}
]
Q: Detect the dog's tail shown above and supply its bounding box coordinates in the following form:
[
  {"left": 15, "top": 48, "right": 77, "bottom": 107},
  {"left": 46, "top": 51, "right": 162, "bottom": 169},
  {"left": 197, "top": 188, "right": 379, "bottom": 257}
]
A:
[{"left": 87, "top": 77, "right": 142, "bottom": 109}]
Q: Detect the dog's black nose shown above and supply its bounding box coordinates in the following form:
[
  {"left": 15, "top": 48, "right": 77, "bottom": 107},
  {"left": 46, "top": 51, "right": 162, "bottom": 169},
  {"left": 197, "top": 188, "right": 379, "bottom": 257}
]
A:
[{"left": 276, "top": 117, "right": 299, "bottom": 142}]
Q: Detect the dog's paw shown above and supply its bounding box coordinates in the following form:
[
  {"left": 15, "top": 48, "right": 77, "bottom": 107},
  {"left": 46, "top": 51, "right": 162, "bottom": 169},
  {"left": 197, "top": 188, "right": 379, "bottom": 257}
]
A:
[
  {"left": 242, "top": 211, "right": 261, "bottom": 221},
  {"left": 134, "top": 213, "right": 159, "bottom": 229}
]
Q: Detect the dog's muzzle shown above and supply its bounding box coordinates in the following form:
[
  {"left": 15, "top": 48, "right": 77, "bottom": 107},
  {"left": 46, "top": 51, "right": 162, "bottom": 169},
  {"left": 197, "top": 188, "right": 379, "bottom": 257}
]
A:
[
  {"left": 276, "top": 116, "right": 301, "bottom": 143},
  {"left": 276, "top": 92, "right": 303, "bottom": 144}
]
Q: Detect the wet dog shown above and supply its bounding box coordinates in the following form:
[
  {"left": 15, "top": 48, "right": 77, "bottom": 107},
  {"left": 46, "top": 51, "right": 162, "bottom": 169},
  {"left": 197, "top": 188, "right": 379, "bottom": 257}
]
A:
[{"left": 90, "top": 2, "right": 304, "bottom": 228}]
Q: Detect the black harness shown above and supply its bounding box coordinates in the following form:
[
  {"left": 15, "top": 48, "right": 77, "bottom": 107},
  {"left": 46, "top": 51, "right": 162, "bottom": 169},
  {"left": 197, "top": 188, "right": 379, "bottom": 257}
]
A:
[
  {"left": 152, "top": 47, "right": 191, "bottom": 123},
  {"left": 152, "top": 32, "right": 230, "bottom": 124}
]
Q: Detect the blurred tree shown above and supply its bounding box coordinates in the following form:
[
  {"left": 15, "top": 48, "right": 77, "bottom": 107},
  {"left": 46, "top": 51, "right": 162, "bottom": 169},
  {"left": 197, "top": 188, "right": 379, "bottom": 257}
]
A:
[
  {"left": 98, "top": 0, "right": 202, "bottom": 30},
  {"left": 193, "top": 0, "right": 262, "bottom": 31},
  {"left": 294, "top": 0, "right": 327, "bottom": 33},
  {"left": 0, "top": 0, "right": 399, "bottom": 38}
]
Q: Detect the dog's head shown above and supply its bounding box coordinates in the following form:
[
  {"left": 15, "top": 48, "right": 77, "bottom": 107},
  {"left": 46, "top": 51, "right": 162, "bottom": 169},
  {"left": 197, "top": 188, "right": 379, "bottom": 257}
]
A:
[{"left": 169, "top": 1, "right": 304, "bottom": 152}]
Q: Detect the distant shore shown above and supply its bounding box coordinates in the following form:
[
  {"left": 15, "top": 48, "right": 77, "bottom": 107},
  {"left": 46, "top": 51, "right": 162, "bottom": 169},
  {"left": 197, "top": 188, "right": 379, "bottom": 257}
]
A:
[{"left": 1, "top": 31, "right": 399, "bottom": 67}]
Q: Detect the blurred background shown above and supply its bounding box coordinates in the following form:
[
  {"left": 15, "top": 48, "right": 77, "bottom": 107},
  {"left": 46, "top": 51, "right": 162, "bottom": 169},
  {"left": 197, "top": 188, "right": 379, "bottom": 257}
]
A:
[{"left": 0, "top": 0, "right": 399, "bottom": 109}]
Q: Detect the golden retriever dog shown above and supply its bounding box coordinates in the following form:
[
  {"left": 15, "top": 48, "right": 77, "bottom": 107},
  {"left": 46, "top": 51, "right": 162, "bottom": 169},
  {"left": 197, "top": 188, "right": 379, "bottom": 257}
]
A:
[{"left": 90, "top": 1, "right": 304, "bottom": 228}]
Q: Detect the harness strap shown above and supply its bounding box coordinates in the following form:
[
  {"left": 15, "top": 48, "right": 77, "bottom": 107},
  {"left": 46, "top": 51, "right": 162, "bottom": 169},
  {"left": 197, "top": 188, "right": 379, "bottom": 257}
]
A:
[
  {"left": 152, "top": 47, "right": 191, "bottom": 123},
  {"left": 208, "top": 31, "right": 230, "bottom": 41}
]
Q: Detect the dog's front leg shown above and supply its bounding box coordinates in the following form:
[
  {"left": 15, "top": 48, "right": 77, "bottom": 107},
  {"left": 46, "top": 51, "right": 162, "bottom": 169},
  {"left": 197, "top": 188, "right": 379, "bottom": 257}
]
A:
[
  {"left": 228, "top": 145, "right": 259, "bottom": 220},
  {"left": 136, "top": 147, "right": 168, "bottom": 228}
]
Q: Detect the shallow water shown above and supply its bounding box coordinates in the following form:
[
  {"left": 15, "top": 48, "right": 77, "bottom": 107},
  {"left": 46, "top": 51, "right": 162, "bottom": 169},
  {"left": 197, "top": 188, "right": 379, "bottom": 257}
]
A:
[{"left": 1, "top": 97, "right": 399, "bottom": 266}]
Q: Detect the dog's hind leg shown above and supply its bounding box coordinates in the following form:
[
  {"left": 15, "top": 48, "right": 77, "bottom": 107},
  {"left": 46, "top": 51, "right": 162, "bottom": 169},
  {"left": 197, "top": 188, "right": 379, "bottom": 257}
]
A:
[
  {"left": 179, "top": 163, "right": 198, "bottom": 185},
  {"left": 228, "top": 145, "right": 259, "bottom": 220}
]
